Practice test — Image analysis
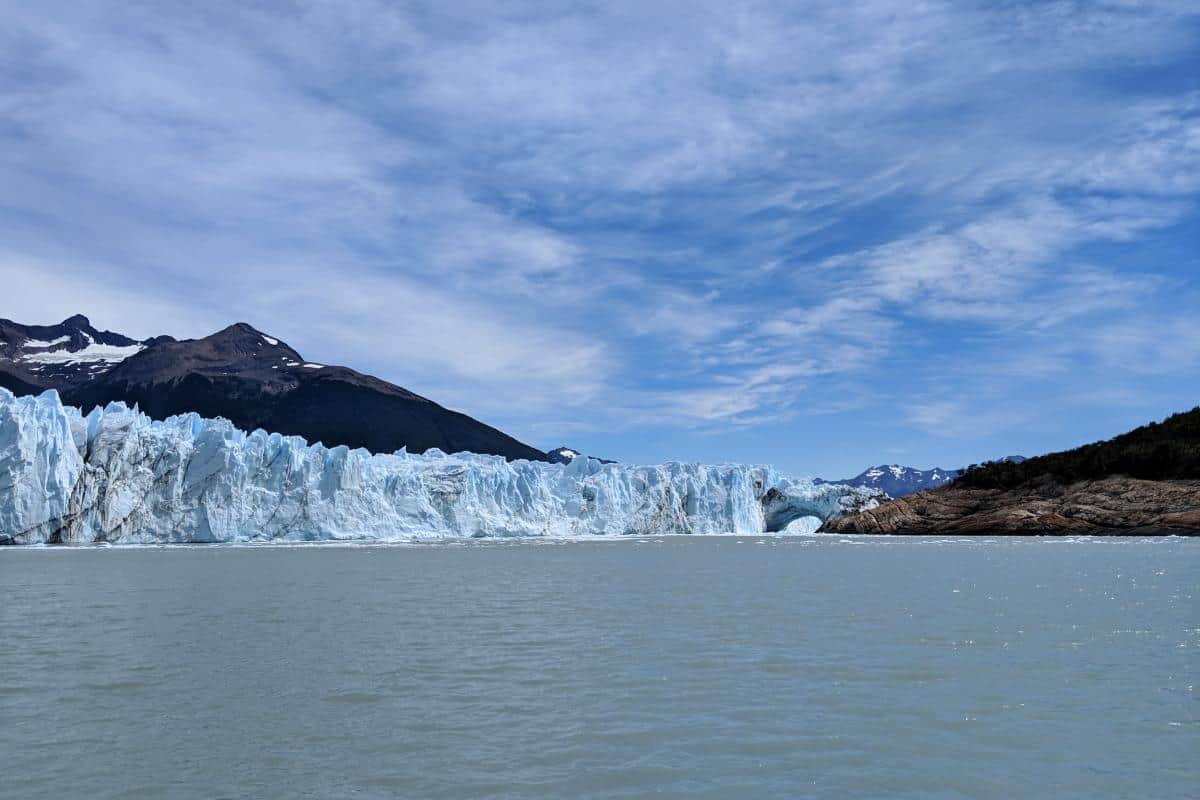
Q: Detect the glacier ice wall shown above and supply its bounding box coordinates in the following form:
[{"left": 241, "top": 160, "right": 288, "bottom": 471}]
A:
[{"left": 0, "top": 389, "right": 880, "bottom": 544}]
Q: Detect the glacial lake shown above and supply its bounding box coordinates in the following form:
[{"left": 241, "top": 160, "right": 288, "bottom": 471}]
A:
[{"left": 1, "top": 536, "right": 1196, "bottom": 799}]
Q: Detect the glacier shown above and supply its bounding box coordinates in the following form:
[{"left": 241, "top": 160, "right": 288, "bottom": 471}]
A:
[{"left": 0, "top": 389, "right": 880, "bottom": 545}]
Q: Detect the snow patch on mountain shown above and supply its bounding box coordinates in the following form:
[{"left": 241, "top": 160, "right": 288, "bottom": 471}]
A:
[
  {"left": 0, "top": 390, "right": 880, "bottom": 544},
  {"left": 21, "top": 338, "right": 145, "bottom": 366},
  {"left": 22, "top": 336, "right": 71, "bottom": 349}
]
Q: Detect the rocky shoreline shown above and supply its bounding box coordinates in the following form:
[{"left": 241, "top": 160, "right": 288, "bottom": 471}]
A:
[{"left": 820, "top": 476, "right": 1200, "bottom": 535}]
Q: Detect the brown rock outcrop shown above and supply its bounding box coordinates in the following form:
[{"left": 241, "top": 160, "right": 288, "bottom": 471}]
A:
[{"left": 820, "top": 477, "right": 1200, "bottom": 534}]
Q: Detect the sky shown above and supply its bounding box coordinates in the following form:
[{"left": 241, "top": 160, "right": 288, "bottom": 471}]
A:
[{"left": 1, "top": 0, "right": 1198, "bottom": 477}]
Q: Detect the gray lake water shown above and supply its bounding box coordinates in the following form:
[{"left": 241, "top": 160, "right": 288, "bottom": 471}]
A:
[{"left": 1, "top": 536, "right": 1196, "bottom": 799}]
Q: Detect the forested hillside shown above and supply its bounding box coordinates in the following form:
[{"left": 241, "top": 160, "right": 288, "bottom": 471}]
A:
[{"left": 957, "top": 407, "right": 1200, "bottom": 489}]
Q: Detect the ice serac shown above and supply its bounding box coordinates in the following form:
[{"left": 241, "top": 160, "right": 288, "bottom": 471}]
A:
[
  {"left": 0, "top": 390, "right": 880, "bottom": 544},
  {"left": 0, "top": 390, "right": 83, "bottom": 540}
]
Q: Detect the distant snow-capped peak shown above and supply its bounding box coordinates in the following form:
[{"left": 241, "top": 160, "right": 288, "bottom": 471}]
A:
[
  {"left": 818, "top": 457, "right": 1026, "bottom": 498},
  {"left": 547, "top": 447, "right": 581, "bottom": 464},
  {"left": 816, "top": 464, "right": 960, "bottom": 497},
  {"left": 546, "top": 446, "right": 616, "bottom": 465}
]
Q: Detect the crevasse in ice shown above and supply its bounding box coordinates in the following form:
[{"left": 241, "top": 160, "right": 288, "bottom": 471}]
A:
[{"left": 0, "top": 389, "right": 879, "bottom": 544}]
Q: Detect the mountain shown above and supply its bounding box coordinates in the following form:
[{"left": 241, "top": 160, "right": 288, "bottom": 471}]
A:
[
  {"left": 822, "top": 408, "right": 1200, "bottom": 534},
  {"left": 546, "top": 446, "right": 616, "bottom": 465},
  {"left": 0, "top": 314, "right": 170, "bottom": 392},
  {"left": 816, "top": 464, "right": 960, "bottom": 497},
  {"left": 817, "top": 456, "right": 1029, "bottom": 498},
  {"left": 546, "top": 447, "right": 581, "bottom": 464},
  {"left": 0, "top": 315, "right": 547, "bottom": 462}
]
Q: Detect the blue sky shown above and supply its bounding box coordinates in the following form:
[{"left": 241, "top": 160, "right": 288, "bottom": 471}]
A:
[{"left": 1, "top": 1, "right": 1198, "bottom": 477}]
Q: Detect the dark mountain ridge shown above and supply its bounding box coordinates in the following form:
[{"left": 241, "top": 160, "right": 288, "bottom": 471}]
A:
[{"left": 1, "top": 315, "right": 547, "bottom": 462}]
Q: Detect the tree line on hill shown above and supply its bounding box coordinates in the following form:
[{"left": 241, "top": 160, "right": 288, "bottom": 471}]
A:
[{"left": 956, "top": 407, "right": 1200, "bottom": 490}]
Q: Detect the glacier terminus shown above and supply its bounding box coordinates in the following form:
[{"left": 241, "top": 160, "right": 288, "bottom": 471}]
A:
[{"left": 0, "top": 389, "right": 881, "bottom": 545}]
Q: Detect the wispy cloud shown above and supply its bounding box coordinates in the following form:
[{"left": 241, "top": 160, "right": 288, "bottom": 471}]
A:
[{"left": 0, "top": 0, "right": 1197, "bottom": 470}]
